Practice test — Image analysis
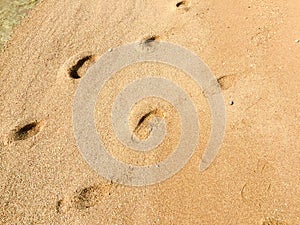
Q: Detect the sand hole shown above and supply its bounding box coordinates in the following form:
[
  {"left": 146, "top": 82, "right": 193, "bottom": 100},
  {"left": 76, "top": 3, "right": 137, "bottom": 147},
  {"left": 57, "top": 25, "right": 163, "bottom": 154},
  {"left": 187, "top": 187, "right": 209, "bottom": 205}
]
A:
[
  {"left": 176, "top": 0, "right": 189, "bottom": 8},
  {"left": 137, "top": 35, "right": 160, "bottom": 53},
  {"left": 140, "top": 35, "right": 160, "bottom": 47},
  {"left": 13, "top": 121, "right": 41, "bottom": 141},
  {"left": 55, "top": 199, "right": 63, "bottom": 213},
  {"left": 217, "top": 75, "right": 237, "bottom": 90},
  {"left": 135, "top": 110, "right": 157, "bottom": 130},
  {"left": 56, "top": 183, "right": 113, "bottom": 213},
  {"left": 69, "top": 55, "right": 96, "bottom": 79},
  {"left": 143, "top": 35, "right": 159, "bottom": 44},
  {"left": 133, "top": 109, "right": 164, "bottom": 140},
  {"left": 72, "top": 183, "right": 112, "bottom": 210}
]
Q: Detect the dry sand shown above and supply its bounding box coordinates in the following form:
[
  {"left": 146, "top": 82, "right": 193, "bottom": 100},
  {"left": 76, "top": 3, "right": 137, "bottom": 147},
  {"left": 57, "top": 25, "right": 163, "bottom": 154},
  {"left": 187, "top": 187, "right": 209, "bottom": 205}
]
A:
[{"left": 0, "top": 0, "right": 300, "bottom": 224}]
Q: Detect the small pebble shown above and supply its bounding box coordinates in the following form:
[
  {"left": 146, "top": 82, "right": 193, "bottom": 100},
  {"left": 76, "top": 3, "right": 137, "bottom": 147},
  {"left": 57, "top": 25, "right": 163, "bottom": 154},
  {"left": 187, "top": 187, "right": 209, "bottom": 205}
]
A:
[
  {"left": 108, "top": 48, "right": 113, "bottom": 52},
  {"left": 295, "top": 39, "right": 299, "bottom": 43},
  {"left": 230, "top": 101, "right": 234, "bottom": 105}
]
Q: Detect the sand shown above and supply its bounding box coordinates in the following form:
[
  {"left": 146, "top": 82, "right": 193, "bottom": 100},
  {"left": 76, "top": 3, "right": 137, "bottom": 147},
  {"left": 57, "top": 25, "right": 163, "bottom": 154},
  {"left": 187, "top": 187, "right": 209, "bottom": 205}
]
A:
[
  {"left": 0, "top": 0, "right": 41, "bottom": 51},
  {"left": 0, "top": 0, "right": 299, "bottom": 224}
]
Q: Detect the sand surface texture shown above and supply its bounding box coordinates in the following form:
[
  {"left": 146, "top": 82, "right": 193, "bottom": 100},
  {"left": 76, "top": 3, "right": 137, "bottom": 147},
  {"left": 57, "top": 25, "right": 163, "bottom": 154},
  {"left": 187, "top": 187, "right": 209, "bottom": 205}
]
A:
[
  {"left": 0, "top": 0, "right": 299, "bottom": 224},
  {"left": 0, "top": 0, "right": 41, "bottom": 51}
]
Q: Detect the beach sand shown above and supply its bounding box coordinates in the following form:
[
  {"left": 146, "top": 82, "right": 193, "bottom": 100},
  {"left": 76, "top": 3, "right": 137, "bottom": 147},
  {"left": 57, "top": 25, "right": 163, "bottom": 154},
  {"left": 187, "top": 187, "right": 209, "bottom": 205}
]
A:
[
  {"left": 0, "top": 0, "right": 299, "bottom": 224},
  {"left": 0, "top": 0, "right": 41, "bottom": 51}
]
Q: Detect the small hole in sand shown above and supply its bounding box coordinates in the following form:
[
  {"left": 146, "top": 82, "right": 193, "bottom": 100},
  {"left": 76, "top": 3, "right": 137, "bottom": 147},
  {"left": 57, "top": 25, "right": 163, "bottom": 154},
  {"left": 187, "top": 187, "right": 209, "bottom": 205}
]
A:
[
  {"left": 132, "top": 109, "right": 164, "bottom": 140},
  {"left": 143, "top": 35, "right": 159, "bottom": 44},
  {"left": 13, "top": 121, "right": 41, "bottom": 141},
  {"left": 176, "top": 1, "right": 189, "bottom": 8},
  {"left": 137, "top": 36, "right": 160, "bottom": 52},
  {"left": 56, "top": 199, "right": 63, "bottom": 213},
  {"left": 217, "top": 75, "right": 237, "bottom": 90},
  {"left": 72, "top": 183, "right": 113, "bottom": 210},
  {"left": 135, "top": 110, "right": 155, "bottom": 130},
  {"left": 69, "top": 55, "right": 95, "bottom": 79}
]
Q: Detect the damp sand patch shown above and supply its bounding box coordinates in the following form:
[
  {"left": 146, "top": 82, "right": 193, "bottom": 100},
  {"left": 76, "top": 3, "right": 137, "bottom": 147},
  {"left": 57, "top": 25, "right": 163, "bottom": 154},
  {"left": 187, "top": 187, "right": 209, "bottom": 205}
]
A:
[{"left": 0, "top": 0, "right": 41, "bottom": 51}]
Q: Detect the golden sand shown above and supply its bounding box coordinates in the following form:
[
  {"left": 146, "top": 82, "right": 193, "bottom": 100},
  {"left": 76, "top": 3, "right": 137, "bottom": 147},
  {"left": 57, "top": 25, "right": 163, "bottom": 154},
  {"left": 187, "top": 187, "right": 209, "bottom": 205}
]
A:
[{"left": 0, "top": 0, "right": 299, "bottom": 224}]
